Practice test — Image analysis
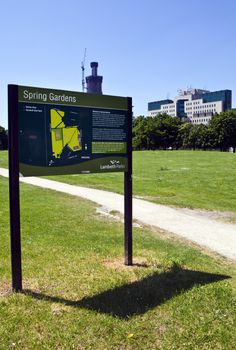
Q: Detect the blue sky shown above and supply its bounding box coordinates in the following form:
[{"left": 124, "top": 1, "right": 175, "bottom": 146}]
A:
[{"left": 1, "top": 0, "right": 236, "bottom": 128}]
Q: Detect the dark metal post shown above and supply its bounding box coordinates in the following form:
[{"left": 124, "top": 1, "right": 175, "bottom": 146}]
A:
[
  {"left": 124, "top": 97, "right": 133, "bottom": 265},
  {"left": 8, "top": 84, "right": 22, "bottom": 292}
]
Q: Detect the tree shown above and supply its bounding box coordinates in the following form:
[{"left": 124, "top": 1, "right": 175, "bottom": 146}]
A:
[
  {"left": 132, "top": 111, "right": 236, "bottom": 151},
  {"left": 209, "top": 110, "right": 236, "bottom": 152},
  {"left": 177, "top": 122, "right": 193, "bottom": 149},
  {"left": 189, "top": 124, "right": 214, "bottom": 150},
  {"left": 153, "top": 114, "right": 182, "bottom": 149},
  {"left": 132, "top": 116, "right": 149, "bottom": 150},
  {"left": 0, "top": 126, "right": 8, "bottom": 150},
  {"left": 133, "top": 114, "right": 182, "bottom": 150}
]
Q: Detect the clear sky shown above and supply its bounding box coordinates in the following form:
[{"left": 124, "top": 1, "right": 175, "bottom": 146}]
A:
[{"left": 1, "top": 0, "right": 236, "bottom": 128}]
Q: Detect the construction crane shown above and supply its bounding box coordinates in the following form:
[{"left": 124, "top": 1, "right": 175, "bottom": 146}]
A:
[{"left": 81, "top": 48, "right": 87, "bottom": 92}]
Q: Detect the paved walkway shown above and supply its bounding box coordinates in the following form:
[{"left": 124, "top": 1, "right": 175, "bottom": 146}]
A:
[{"left": 1, "top": 168, "right": 236, "bottom": 260}]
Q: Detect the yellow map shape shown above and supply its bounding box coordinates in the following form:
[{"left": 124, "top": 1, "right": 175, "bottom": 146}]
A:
[{"left": 50, "top": 109, "right": 81, "bottom": 159}]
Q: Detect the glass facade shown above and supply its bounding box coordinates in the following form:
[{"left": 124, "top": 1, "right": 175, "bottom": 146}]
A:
[
  {"left": 176, "top": 99, "right": 188, "bottom": 118},
  {"left": 192, "top": 90, "right": 232, "bottom": 110},
  {"left": 148, "top": 99, "right": 173, "bottom": 111}
]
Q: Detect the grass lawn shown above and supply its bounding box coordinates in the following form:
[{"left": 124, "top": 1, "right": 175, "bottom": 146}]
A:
[
  {"left": 1, "top": 150, "right": 236, "bottom": 214},
  {"left": 0, "top": 176, "right": 236, "bottom": 349},
  {"left": 0, "top": 150, "right": 8, "bottom": 168}
]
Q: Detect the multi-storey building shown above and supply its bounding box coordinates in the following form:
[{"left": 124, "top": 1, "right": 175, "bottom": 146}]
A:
[{"left": 148, "top": 89, "right": 232, "bottom": 124}]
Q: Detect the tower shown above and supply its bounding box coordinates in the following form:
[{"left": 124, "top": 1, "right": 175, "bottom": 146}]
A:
[{"left": 86, "top": 62, "right": 103, "bottom": 94}]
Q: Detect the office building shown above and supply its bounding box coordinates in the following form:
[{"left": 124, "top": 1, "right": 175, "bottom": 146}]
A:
[{"left": 148, "top": 89, "right": 232, "bottom": 124}]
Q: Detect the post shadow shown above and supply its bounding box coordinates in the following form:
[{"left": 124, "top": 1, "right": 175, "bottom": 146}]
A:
[{"left": 23, "top": 265, "right": 230, "bottom": 319}]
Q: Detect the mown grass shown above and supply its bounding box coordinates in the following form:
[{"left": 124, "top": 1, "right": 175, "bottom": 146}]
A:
[
  {"left": 51, "top": 150, "right": 236, "bottom": 213},
  {"left": 1, "top": 150, "right": 235, "bottom": 213},
  {"left": 0, "top": 150, "right": 8, "bottom": 168},
  {"left": 0, "top": 176, "right": 236, "bottom": 349}
]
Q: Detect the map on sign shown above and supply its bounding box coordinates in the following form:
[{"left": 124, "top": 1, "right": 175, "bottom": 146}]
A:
[{"left": 50, "top": 108, "right": 81, "bottom": 159}]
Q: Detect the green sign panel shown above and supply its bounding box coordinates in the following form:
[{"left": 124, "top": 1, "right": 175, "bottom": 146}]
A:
[{"left": 18, "top": 86, "right": 130, "bottom": 176}]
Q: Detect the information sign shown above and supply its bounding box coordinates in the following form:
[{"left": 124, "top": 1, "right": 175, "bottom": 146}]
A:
[
  {"left": 8, "top": 84, "right": 132, "bottom": 292},
  {"left": 18, "top": 86, "right": 129, "bottom": 176}
]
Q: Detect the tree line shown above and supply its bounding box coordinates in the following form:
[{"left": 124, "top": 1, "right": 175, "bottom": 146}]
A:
[
  {"left": 1, "top": 110, "right": 236, "bottom": 152},
  {"left": 133, "top": 110, "right": 236, "bottom": 152},
  {"left": 0, "top": 126, "right": 8, "bottom": 150}
]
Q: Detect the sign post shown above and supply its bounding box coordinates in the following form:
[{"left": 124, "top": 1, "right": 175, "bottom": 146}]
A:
[
  {"left": 8, "top": 85, "right": 22, "bottom": 291},
  {"left": 124, "top": 97, "right": 132, "bottom": 265},
  {"left": 8, "top": 84, "right": 133, "bottom": 291}
]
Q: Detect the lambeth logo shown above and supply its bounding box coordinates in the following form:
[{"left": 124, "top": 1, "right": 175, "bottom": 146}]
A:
[{"left": 100, "top": 160, "right": 125, "bottom": 170}]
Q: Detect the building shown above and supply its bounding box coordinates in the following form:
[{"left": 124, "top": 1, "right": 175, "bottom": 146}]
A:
[
  {"left": 86, "top": 62, "right": 103, "bottom": 94},
  {"left": 148, "top": 89, "right": 232, "bottom": 124}
]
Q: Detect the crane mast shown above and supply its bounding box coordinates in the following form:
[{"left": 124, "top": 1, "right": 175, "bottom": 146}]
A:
[{"left": 81, "top": 48, "right": 87, "bottom": 93}]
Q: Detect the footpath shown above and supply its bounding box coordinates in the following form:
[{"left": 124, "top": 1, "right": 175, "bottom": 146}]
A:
[{"left": 1, "top": 167, "right": 236, "bottom": 261}]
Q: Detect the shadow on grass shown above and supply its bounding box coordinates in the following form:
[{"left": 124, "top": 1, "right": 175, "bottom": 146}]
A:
[{"left": 24, "top": 265, "right": 230, "bottom": 319}]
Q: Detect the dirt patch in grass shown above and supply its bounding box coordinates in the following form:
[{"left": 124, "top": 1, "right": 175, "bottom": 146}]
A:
[
  {"left": 0, "top": 283, "right": 12, "bottom": 297},
  {"left": 175, "top": 207, "right": 236, "bottom": 223},
  {"left": 102, "top": 257, "right": 159, "bottom": 271}
]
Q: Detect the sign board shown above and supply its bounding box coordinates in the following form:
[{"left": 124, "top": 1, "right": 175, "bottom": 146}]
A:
[
  {"left": 18, "top": 86, "right": 130, "bottom": 176},
  {"left": 8, "top": 84, "right": 132, "bottom": 291}
]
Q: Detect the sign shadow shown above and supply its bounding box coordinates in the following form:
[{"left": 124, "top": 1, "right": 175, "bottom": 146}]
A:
[{"left": 24, "top": 265, "right": 230, "bottom": 319}]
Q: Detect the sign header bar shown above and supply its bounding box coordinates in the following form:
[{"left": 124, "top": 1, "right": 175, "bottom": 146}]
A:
[{"left": 19, "top": 86, "right": 128, "bottom": 110}]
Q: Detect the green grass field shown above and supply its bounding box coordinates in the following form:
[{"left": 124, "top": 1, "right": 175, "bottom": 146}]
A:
[
  {"left": 0, "top": 175, "right": 236, "bottom": 349},
  {"left": 1, "top": 150, "right": 236, "bottom": 214}
]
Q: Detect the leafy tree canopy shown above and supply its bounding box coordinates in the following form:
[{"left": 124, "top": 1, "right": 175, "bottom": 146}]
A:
[{"left": 133, "top": 110, "right": 236, "bottom": 152}]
